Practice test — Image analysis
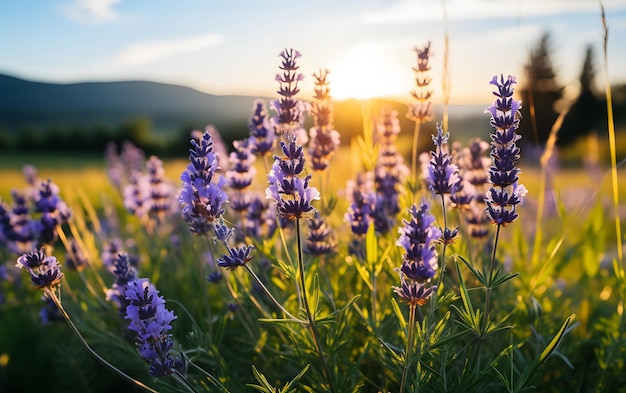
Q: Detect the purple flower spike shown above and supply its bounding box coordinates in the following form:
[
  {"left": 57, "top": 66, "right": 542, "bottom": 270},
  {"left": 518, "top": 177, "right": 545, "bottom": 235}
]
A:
[
  {"left": 393, "top": 200, "right": 440, "bottom": 306},
  {"left": 16, "top": 249, "right": 64, "bottom": 289},
  {"left": 217, "top": 244, "right": 255, "bottom": 271},
  {"left": 424, "top": 124, "right": 462, "bottom": 198},
  {"left": 407, "top": 42, "right": 434, "bottom": 123},
  {"left": 180, "top": 130, "right": 229, "bottom": 234},
  {"left": 393, "top": 274, "right": 436, "bottom": 307},
  {"left": 271, "top": 48, "right": 308, "bottom": 135},
  {"left": 485, "top": 75, "right": 527, "bottom": 226},
  {"left": 309, "top": 69, "right": 340, "bottom": 172},
  {"left": 124, "top": 278, "right": 186, "bottom": 378},
  {"left": 266, "top": 136, "right": 320, "bottom": 221},
  {"left": 248, "top": 100, "right": 277, "bottom": 156}
]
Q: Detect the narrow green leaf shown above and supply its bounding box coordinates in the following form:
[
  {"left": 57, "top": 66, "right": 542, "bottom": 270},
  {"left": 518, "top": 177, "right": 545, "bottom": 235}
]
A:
[
  {"left": 365, "top": 223, "right": 378, "bottom": 268},
  {"left": 354, "top": 261, "right": 373, "bottom": 290},
  {"left": 514, "top": 315, "right": 573, "bottom": 392},
  {"left": 391, "top": 297, "right": 407, "bottom": 329},
  {"left": 281, "top": 365, "right": 310, "bottom": 393},
  {"left": 491, "top": 270, "right": 520, "bottom": 287},
  {"left": 459, "top": 255, "right": 488, "bottom": 287}
]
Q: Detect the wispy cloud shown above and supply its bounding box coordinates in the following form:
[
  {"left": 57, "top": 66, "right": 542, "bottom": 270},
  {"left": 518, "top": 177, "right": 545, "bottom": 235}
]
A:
[
  {"left": 360, "top": 0, "right": 626, "bottom": 25},
  {"left": 60, "top": 0, "right": 122, "bottom": 24},
  {"left": 111, "top": 34, "right": 224, "bottom": 66}
]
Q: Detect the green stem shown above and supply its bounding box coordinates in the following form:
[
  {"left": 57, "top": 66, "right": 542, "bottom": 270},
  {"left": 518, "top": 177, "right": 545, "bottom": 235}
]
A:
[
  {"left": 174, "top": 370, "right": 200, "bottom": 393},
  {"left": 187, "top": 360, "right": 231, "bottom": 393},
  {"left": 295, "top": 218, "right": 337, "bottom": 393},
  {"left": 243, "top": 264, "right": 302, "bottom": 322},
  {"left": 600, "top": 3, "right": 623, "bottom": 265},
  {"left": 400, "top": 304, "right": 417, "bottom": 393},
  {"left": 482, "top": 224, "right": 502, "bottom": 335},
  {"left": 46, "top": 288, "right": 158, "bottom": 393}
]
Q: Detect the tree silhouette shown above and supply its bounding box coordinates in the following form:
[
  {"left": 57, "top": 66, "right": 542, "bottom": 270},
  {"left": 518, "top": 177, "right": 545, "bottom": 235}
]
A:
[
  {"left": 559, "top": 45, "right": 601, "bottom": 146},
  {"left": 517, "top": 32, "right": 563, "bottom": 147}
]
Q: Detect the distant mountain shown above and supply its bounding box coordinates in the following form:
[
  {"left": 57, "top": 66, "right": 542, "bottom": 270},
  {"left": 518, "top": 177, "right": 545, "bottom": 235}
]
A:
[
  {"left": 0, "top": 73, "right": 265, "bottom": 136},
  {"left": 0, "top": 73, "right": 490, "bottom": 149}
]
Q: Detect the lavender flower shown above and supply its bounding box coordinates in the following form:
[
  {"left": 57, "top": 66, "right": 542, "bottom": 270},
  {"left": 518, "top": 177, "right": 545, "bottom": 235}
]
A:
[
  {"left": 424, "top": 124, "right": 462, "bottom": 198},
  {"left": 0, "top": 191, "right": 41, "bottom": 253},
  {"left": 308, "top": 69, "right": 340, "bottom": 171},
  {"left": 217, "top": 243, "right": 255, "bottom": 271},
  {"left": 65, "top": 237, "right": 88, "bottom": 272},
  {"left": 271, "top": 48, "right": 308, "bottom": 135},
  {"left": 397, "top": 201, "right": 442, "bottom": 283},
  {"left": 393, "top": 201, "right": 441, "bottom": 306},
  {"left": 35, "top": 179, "right": 71, "bottom": 245},
  {"left": 16, "top": 249, "right": 63, "bottom": 289},
  {"left": 266, "top": 136, "right": 320, "bottom": 221},
  {"left": 243, "top": 196, "right": 277, "bottom": 239},
  {"left": 393, "top": 275, "right": 437, "bottom": 307},
  {"left": 373, "top": 106, "right": 409, "bottom": 232},
  {"left": 344, "top": 173, "right": 375, "bottom": 237},
  {"left": 407, "top": 42, "right": 434, "bottom": 123},
  {"left": 124, "top": 156, "right": 176, "bottom": 224},
  {"left": 124, "top": 278, "right": 186, "bottom": 377},
  {"left": 106, "top": 252, "right": 138, "bottom": 314},
  {"left": 101, "top": 238, "right": 124, "bottom": 272},
  {"left": 485, "top": 75, "right": 527, "bottom": 226},
  {"left": 452, "top": 139, "right": 492, "bottom": 239},
  {"left": 226, "top": 138, "right": 257, "bottom": 215},
  {"left": 179, "top": 130, "right": 228, "bottom": 234},
  {"left": 304, "top": 211, "right": 336, "bottom": 256},
  {"left": 248, "top": 100, "right": 277, "bottom": 156}
]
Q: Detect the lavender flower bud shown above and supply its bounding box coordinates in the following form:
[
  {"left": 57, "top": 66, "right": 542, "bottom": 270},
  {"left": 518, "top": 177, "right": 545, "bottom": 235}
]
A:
[
  {"left": 485, "top": 75, "right": 528, "bottom": 226},
  {"left": 16, "top": 249, "right": 64, "bottom": 289},
  {"left": 271, "top": 48, "right": 308, "bottom": 135},
  {"left": 266, "top": 136, "right": 320, "bottom": 221},
  {"left": 248, "top": 100, "right": 277, "bottom": 156},
  {"left": 124, "top": 278, "right": 186, "bottom": 377},
  {"left": 407, "top": 42, "right": 434, "bottom": 123},
  {"left": 424, "top": 124, "right": 462, "bottom": 197},
  {"left": 308, "top": 69, "right": 340, "bottom": 171},
  {"left": 180, "top": 130, "right": 229, "bottom": 233}
]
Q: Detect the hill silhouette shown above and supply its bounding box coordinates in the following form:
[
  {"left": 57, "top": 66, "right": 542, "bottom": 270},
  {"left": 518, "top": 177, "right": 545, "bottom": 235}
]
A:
[{"left": 0, "top": 73, "right": 490, "bottom": 155}]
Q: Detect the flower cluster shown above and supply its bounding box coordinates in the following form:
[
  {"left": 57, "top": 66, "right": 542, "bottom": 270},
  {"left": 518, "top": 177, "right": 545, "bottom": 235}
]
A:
[
  {"left": 266, "top": 48, "right": 320, "bottom": 222},
  {"left": 0, "top": 178, "right": 71, "bottom": 253},
  {"left": 372, "top": 106, "right": 409, "bottom": 233},
  {"left": 304, "top": 211, "right": 336, "bottom": 256},
  {"left": 308, "top": 69, "right": 340, "bottom": 171},
  {"left": 179, "top": 130, "right": 228, "bottom": 234},
  {"left": 345, "top": 173, "right": 375, "bottom": 238},
  {"left": 105, "top": 141, "right": 146, "bottom": 190},
  {"left": 226, "top": 138, "right": 257, "bottom": 215},
  {"left": 424, "top": 124, "right": 462, "bottom": 198},
  {"left": 15, "top": 248, "right": 64, "bottom": 289},
  {"left": 393, "top": 201, "right": 441, "bottom": 306},
  {"left": 106, "top": 252, "right": 139, "bottom": 315},
  {"left": 64, "top": 237, "right": 88, "bottom": 272},
  {"left": 271, "top": 48, "right": 308, "bottom": 135},
  {"left": 266, "top": 137, "right": 320, "bottom": 221},
  {"left": 407, "top": 42, "right": 434, "bottom": 123},
  {"left": 248, "top": 100, "right": 278, "bottom": 157},
  {"left": 485, "top": 75, "right": 527, "bottom": 226},
  {"left": 124, "top": 278, "right": 186, "bottom": 377},
  {"left": 452, "top": 139, "right": 492, "bottom": 238},
  {"left": 123, "top": 156, "right": 176, "bottom": 225}
]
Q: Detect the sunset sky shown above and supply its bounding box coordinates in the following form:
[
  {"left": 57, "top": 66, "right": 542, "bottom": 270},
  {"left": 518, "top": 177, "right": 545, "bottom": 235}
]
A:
[{"left": 2, "top": 0, "right": 626, "bottom": 104}]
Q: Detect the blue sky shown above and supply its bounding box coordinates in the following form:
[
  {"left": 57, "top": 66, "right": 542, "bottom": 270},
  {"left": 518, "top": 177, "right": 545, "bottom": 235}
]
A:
[{"left": 1, "top": 0, "right": 626, "bottom": 104}]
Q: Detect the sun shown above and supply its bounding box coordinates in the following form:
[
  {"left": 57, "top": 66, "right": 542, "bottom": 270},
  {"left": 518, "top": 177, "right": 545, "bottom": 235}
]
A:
[{"left": 329, "top": 44, "right": 409, "bottom": 100}]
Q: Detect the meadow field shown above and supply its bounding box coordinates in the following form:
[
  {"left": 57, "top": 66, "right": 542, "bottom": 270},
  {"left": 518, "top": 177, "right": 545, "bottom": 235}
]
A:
[{"left": 1, "top": 43, "right": 626, "bottom": 393}]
